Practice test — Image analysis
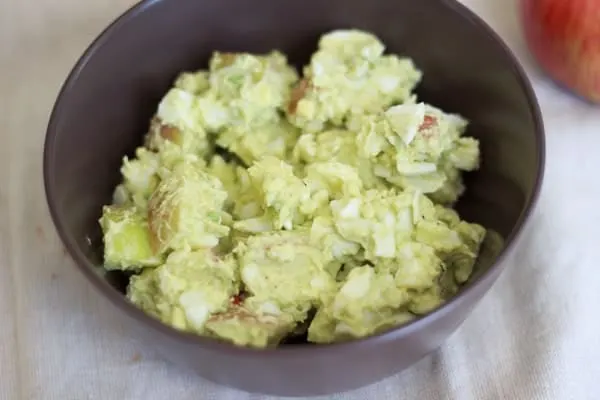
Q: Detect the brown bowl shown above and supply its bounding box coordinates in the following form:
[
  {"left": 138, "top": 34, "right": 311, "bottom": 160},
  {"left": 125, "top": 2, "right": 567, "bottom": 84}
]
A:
[{"left": 44, "top": 0, "right": 545, "bottom": 396}]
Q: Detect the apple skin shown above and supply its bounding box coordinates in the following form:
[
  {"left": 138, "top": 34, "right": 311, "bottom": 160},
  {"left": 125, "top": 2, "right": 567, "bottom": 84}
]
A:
[{"left": 520, "top": 0, "right": 600, "bottom": 103}]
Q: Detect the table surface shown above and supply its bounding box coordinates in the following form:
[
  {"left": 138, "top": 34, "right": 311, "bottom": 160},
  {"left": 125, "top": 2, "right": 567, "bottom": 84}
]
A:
[{"left": 2, "top": 0, "right": 599, "bottom": 399}]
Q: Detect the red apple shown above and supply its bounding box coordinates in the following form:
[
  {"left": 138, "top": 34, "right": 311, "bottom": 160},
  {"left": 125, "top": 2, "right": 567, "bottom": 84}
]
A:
[{"left": 520, "top": 0, "right": 600, "bottom": 102}]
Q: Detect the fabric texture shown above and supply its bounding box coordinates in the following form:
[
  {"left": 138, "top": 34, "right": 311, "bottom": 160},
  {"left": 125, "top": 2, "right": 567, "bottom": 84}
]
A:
[{"left": 1, "top": 0, "right": 598, "bottom": 399}]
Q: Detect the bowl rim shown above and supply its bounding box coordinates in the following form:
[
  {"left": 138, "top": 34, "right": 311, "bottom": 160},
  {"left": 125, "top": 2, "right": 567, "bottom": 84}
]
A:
[{"left": 43, "top": 0, "right": 545, "bottom": 356}]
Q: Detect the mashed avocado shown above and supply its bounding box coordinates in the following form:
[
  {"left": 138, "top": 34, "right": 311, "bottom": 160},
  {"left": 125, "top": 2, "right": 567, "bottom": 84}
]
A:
[
  {"left": 127, "top": 249, "right": 239, "bottom": 333},
  {"left": 286, "top": 30, "right": 422, "bottom": 133},
  {"left": 232, "top": 156, "right": 312, "bottom": 232},
  {"left": 99, "top": 29, "right": 500, "bottom": 348},
  {"left": 205, "top": 303, "right": 296, "bottom": 348},
  {"left": 147, "top": 158, "right": 230, "bottom": 253},
  {"left": 235, "top": 230, "right": 337, "bottom": 321}
]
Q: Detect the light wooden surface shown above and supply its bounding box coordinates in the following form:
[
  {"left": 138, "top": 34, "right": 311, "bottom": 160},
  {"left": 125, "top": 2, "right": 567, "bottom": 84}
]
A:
[{"left": 1, "top": 0, "right": 599, "bottom": 399}]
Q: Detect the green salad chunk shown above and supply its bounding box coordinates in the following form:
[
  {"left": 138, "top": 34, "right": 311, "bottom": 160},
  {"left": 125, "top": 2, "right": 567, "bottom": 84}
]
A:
[
  {"left": 99, "top": 205, "right": 162, "bottom": 271},
  {"left": 148, "top": 158, "right": 230, "bottom": 253},
  {"left": 127, "top": 249, "right": 239, "bottom": 333}
]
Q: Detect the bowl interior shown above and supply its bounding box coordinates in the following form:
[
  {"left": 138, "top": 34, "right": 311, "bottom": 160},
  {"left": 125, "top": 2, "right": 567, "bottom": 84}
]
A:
[{"left": 45, "top": 0, "right": 543, "bottom": 339}]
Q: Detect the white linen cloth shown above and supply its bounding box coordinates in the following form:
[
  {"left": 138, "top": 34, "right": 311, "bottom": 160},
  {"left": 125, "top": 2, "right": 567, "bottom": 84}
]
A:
[{"left": 1, "top": 0, "right": 599, "bottom": 398}]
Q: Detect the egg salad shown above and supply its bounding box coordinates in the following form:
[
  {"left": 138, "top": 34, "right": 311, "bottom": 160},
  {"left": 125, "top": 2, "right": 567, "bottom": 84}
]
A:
[{"left": 100, "top": 29, "right": 499, "bottom": 347}]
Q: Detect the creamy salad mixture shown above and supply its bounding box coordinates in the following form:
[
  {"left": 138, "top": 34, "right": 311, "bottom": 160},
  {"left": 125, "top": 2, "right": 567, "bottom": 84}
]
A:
[{"left": 100, "top": 30, "right": 496, "bottom": 347}]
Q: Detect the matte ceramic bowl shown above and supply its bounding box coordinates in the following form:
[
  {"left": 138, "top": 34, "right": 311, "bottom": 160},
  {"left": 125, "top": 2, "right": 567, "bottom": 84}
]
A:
[{"left": 44, "top": 0, "right": 545, "bottom": 396}]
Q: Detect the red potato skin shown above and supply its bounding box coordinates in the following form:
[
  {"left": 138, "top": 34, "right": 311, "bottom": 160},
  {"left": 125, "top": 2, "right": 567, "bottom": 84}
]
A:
[{"left": 521, "top": 0, "right": 600, "bottom": 102}]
